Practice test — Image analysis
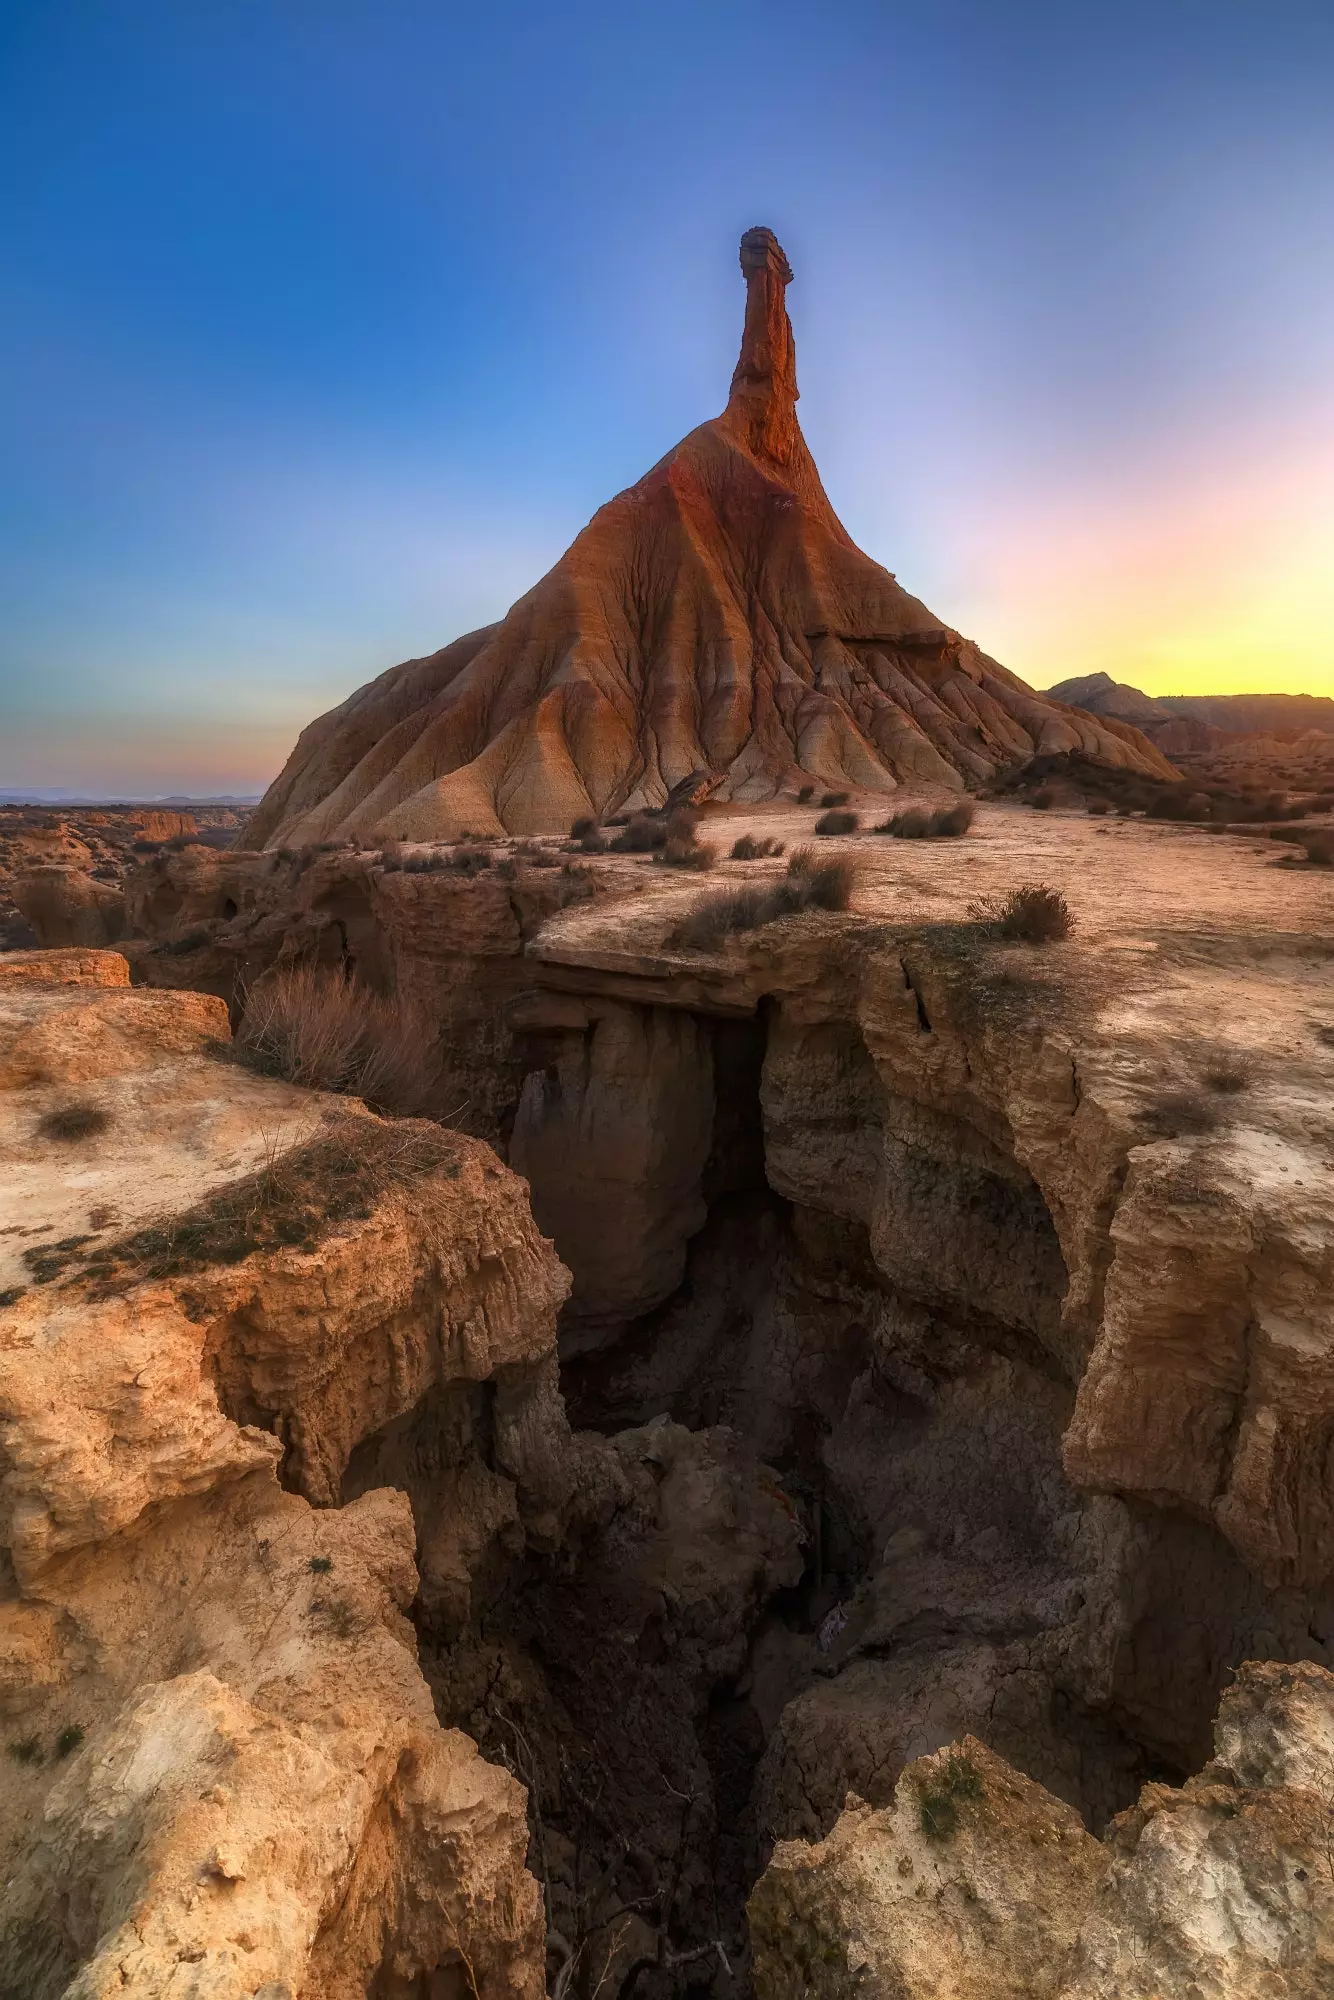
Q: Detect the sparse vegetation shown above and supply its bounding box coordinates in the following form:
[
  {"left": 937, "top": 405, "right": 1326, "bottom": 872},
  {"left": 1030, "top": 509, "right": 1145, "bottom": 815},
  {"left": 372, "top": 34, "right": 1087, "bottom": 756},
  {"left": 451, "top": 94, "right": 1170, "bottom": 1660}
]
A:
[
  {"left": 309, "top": 1555, "right": 333, "bottom": 1574},
  {"left": 307, "top": 1594, "right": 359, "bottom": 1639},
  {"left": 819, "top": 790, "right": 850, "bottom": 807},
  {"left": 796, "top": 784, "right": 814, "bottom": 803},
  {"left": 54, "top": 1725, "right": 84, "bottom": 1759},
  {"left": 235, "top": 964, "right": 436, "bottom": 1116},
  {"left": 1202, "top": 1059, "right": 1252, "bottom": 1094},
  {"left": 917, "top": 1751, "right": 983, "bottom": 1840},
  {"left": 570, "top": 816, "right": 598, "bottom": 839},
  {"left": 730, "top": 833, "right": 785, "bottom": 860},
  {"left": 874, "top": 802, "right": 974, "bottom": 839},
  {"left": 609, "top": 813, "right": 668, "bottom": 853},
  {"left": 1143, "top": 1090, "right": 1222, "bottom": 1137},
  {"left": 7, "top": 1736, "right": 42, "bottom": 1766},
  {"left": 0, "top": 1287, "right": 25, "bottom": 1308},
  {"left": 814, "top": 809, "right": 859, "bottom": 836},
  {"left": 38, "top": 1103, "right": 110, "bottom": 1142},
  {"left": 671, "top": 852, "right": 855, "bottom": 950},
  {"left": 969, "top": 884, "right": 1075, "bottom": 943},
  {"left": 659, "top": 834, "right": 716, "bottom": 869},
  {"left": 48, "top": 1116, "right": 466, "bottom": 1293}
]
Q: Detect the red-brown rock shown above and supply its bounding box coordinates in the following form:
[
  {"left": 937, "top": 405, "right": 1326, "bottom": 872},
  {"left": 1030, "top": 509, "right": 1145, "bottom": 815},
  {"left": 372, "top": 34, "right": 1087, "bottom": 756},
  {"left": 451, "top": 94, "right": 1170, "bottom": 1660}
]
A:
[{"left": 249, "top": 229, "right": 1174, "bottom": 847}]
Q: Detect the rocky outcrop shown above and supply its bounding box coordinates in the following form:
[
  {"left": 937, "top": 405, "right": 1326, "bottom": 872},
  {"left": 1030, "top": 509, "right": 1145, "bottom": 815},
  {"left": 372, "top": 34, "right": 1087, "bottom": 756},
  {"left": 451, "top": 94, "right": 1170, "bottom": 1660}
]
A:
[
  {"left": 751, "top": 1659, "right": 1334, "bottom": 1998},
  {"left": 10, "top": 863, "right": 125, "bottom": 947},
  {"left": 0, "top": 952, "right": 557, "bottom": 1998},
  {"left": 247, "top": 232, "right": 1171, "bottom": 849}
]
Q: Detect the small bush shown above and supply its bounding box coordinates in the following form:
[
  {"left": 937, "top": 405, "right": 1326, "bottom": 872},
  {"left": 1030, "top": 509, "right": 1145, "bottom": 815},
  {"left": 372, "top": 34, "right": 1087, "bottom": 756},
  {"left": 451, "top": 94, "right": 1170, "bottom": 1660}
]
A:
[
  {"left": 236, "top": 965, "right": 436, "bottom": 1116},
  {"left": 730, "top": 833, "right": 785, "bottom": 860},
  {"left": 659, "top": 835, "right": 716, "bottom": 870},
  {"left": 54, "top": 1725, "right": 84, "bottom": 1759},
  {"left": 1144, "top": 1090, "right": 1221, "bottom": 1137},
  {"left": 1031, "top": 786, "right": 1058, "bottom": 810},
  {"left": 876, "top": 808, "right": 930, "bottom": 839},
  {"left": 970, "top": 884, "right": 1075, "bottom": 943},
  {"left": 39, "top": 1103, "right": 110, "bottom": 1142},
  {"left": 570, "top": 816, "right": 598, "bottom": 839},
  {"left": 1202, "top": 1059, "right": 1251, "bottom": 1094},
  {"left": 796, "top": 784, "right": 814, "bottom": 803},
  {"left": 309, "top": 1555, "right": 333, "bottom": 1574},
  {"left": 917, "top": 1752, "right": 984, "bottom": 1840},
  {"left": 819, "top": 790, "right": 850, "bottom": 808},
  {"left": 7, "top": 1737, "right": 42, "bottom": 1766},
  {"left": 875, "top": 803, "right": 974, "bottom": 839},
  {"left": 1303, "top": 834, "right": 1334, "bottom": 866},
  {"left": 814, "top": 809, "right": 860, "bottom": 836},
  {"left": 610, "top": 814, "right": 668, "bottom": 853},
  {"left": 0, "top": 1286, "right": 26, "bottom": 1308},
  {"left": 1087, "top": 798, "right": 1113, "bottom": 816},
  {"left": 671, "top": 852, "right": 854, "bottom": 949}
]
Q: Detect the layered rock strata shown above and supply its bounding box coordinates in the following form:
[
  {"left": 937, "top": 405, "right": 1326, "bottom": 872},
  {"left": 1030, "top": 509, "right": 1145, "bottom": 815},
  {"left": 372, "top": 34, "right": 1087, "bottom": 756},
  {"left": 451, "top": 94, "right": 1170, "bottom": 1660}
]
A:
[
  {"left": 0, "top": 953, "right": 558, "bottom": 1997},
  {"left": 750, "top": 1659, "right": 1334, "bottom": 1998},
  {"left": 247, "top": 230, "right": 1171, "bottom": 847}
]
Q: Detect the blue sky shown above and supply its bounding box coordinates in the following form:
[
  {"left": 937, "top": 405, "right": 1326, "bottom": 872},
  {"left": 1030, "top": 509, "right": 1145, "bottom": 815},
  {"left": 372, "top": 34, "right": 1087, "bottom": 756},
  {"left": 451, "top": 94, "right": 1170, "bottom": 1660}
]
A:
[{"left": 3, "top": 0, "right": 1333, "bottom": 794}]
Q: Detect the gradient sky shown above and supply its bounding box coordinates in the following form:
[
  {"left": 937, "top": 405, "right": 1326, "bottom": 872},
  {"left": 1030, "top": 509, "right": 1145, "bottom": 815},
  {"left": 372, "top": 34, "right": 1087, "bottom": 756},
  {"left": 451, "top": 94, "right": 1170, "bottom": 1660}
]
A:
[{"left": 3, "top": 1, "right": 1332, "bottom": 796}]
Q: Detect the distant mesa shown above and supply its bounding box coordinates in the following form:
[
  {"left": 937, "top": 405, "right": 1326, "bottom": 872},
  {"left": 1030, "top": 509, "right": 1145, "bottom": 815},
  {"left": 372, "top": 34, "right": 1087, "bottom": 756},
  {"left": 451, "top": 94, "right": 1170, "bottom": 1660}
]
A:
[{"left": 249, "top": 231, "right": 1172, "bottom": 848}]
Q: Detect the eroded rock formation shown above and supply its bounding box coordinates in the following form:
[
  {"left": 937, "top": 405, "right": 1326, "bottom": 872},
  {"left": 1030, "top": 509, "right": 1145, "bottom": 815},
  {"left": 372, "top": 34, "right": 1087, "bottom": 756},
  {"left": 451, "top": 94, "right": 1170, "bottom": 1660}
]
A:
[
  {"left": 751, "top": 1659, "right": 1334, "bottom": 1997},
  {"left": 247, "top": 230, "right": 1171, "bottom": 848}
]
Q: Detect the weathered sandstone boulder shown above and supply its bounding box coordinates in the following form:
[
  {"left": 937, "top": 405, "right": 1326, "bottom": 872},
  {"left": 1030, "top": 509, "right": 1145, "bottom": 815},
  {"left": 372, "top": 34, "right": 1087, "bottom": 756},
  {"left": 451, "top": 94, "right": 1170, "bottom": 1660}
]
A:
[
  {"left": 0, "top": 952, "right": 557, "bottom": 1997},
  {"left": 750, "top": 1660, "right": 1334, "bottom": 1998},
  {"left": 247, "top": 229, "right": 1171, "bottom": 848},
  {"left": 11, "top": 862, "right": 125, "bottom": 946}
]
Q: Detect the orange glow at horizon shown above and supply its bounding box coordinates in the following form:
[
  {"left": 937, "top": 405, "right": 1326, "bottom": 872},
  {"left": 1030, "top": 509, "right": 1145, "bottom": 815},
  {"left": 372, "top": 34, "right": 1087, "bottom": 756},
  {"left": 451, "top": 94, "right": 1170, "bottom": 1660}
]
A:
[{"left": 967, "top": 412, "right": 1334, "bottom": 700}]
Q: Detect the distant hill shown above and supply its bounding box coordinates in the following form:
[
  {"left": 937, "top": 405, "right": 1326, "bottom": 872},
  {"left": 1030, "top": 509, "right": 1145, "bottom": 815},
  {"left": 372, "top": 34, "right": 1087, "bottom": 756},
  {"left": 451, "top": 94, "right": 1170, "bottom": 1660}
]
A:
[{"left": 1046, "top": 674, "right": 1334, "bottom": 752}]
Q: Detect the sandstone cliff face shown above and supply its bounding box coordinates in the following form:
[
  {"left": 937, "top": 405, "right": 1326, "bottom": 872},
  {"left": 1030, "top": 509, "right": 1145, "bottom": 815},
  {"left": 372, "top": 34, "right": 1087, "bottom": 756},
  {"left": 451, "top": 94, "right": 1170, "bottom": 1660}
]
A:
[
  {"left": 751, "top": 1660, "right": 1334, "bottom": 1999},
  {"left": 247, "top": 230, "right": 1171, "bottom": 849},
  {"left": 0, "top": 953, "right": 557, "bottom": 1998}
]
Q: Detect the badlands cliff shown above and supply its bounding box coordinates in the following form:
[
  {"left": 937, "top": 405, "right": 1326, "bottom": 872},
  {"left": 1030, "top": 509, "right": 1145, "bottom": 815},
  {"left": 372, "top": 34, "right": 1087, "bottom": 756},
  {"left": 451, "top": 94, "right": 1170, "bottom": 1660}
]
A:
[
  {"left": 246, "top": 229, "right": 1170, "bottom": 848},
  {"left": 3, "top": 779, "right": 1328, "bottom": 1993}
]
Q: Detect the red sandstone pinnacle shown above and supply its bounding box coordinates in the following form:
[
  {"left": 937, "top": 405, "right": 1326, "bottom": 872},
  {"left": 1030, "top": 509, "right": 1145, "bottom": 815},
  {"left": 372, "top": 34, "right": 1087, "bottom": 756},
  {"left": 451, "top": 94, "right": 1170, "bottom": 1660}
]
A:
[
  {"left": 247, "top": 232, "right": 1176, "bottom": 848},
  {"left": 726, "top": 226, "right": 800, "bottom": 465}
]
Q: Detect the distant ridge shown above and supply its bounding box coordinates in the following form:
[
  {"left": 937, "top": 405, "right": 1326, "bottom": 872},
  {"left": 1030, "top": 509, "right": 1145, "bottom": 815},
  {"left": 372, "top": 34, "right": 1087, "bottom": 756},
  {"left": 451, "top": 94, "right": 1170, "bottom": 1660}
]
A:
[
  {"left": 250, "top": 230, "right": 1172, "bottom": 848},
  {"left": 1048, "top": 673, "right": 1334, "bottom": 750}
]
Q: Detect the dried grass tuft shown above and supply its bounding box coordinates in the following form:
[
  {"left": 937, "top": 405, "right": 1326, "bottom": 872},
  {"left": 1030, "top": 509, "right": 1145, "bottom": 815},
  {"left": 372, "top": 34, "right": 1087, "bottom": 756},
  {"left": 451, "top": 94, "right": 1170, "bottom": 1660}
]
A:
[
  {"left": 236, "top": 965, "right": 436, "bottom": 1116},
  {"left": 968, "top": 884, "right": 1075, "bottom": 943},
  {"left": 671, "top": 852, "right": 855, "bottom": 950}
]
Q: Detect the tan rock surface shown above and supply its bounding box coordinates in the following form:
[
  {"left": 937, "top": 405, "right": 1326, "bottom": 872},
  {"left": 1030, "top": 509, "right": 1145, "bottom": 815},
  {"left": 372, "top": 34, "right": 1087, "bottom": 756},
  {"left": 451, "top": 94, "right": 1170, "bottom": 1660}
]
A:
[
  {"left": 751, "top": 1661, "right": 1334, "bottom": 1998},
  {"left": 750, "top": 1734, "right": 1108, "bottom": 1997},
  {"left": 247, "top": 230, "right": 1170, "bottom": 849},
  {"left": 0, "top": 953, "right": 556, "bottom": 1997}
]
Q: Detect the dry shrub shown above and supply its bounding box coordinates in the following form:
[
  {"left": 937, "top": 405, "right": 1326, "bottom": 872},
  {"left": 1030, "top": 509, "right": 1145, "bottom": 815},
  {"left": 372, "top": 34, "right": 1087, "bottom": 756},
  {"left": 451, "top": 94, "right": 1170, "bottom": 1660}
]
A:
[
  {"left": 1303, "top": 834, "right": 1334, "bottom": 866},
  {"left": 659, "top": 835, "right": 716, "bottom": 870},
  {"left": 819, "top": 790, "right": 850, "bottom": 808},
  {"left": 876, "top": 803, "right": 974, "bottom": 839},
  {"left": 236, "top": 965, "right": 435, "bottom": 1116},
  {"left": 578, "top": 829, "right": 609, "bottom": 854},
  {"left": 609, "top": 814, "right": 668, "bottom": 853},
  {"left": 1086, "top": 798, "right": 1113, "bottom": 816},
  {"left": 969, "top": 884, "right": 1075, "bottom": 943},
  {"left": 671, "top": 851, "right": 854, "bottom": 949},
  {"left": 814, "top": 809, "right": 860, "bottom": 836},
  {"left": 1202, "top": 1058, "right": 1252, "bottom": 1094},
  {"left": 1143, "top": 1090, "right": 1222, "bottom": 1138},
  {"left": 570, "top": 816, "right": 598, "bottom": 839},
  {"left": 796, "top": 784, "right": 814, "bottom": 803},
  {"left": 39, "top": 1103, "right": 111, "bottom": 1141},
  {"left": 730, "top": 833, "right": 785, "bottom": 860},
  {"left": 68, "top": 1116, "right": 467, "bottom": 1289},
  {"left": 1031, "top": 787, "right": 1057, "bottom": 811}
]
